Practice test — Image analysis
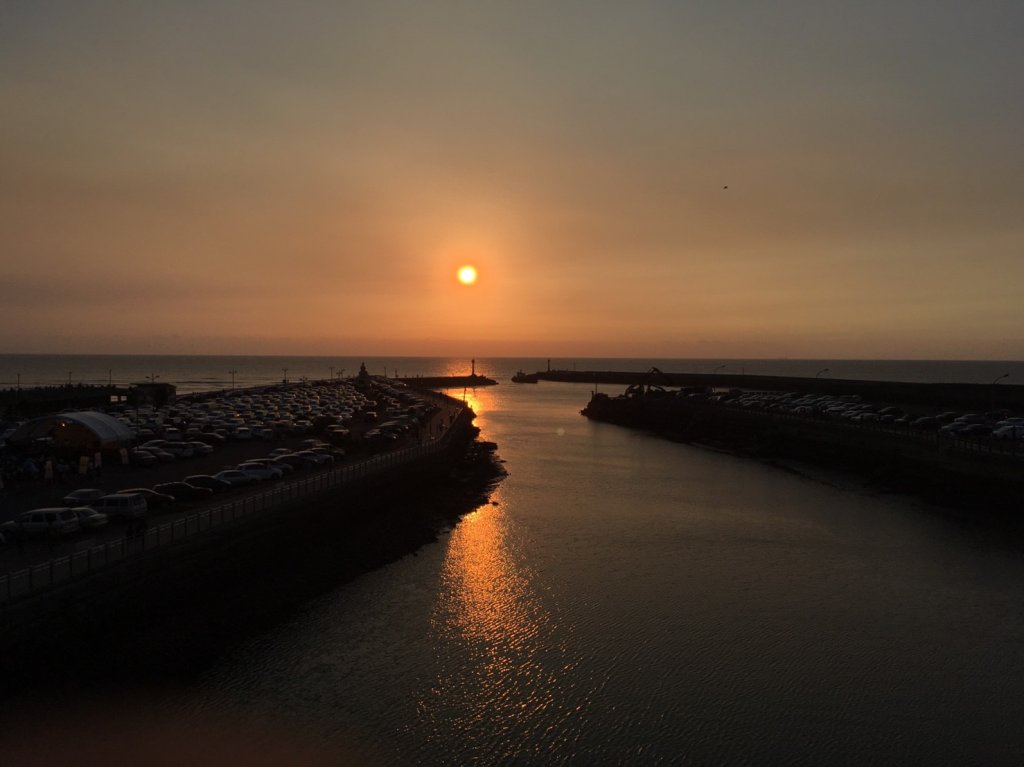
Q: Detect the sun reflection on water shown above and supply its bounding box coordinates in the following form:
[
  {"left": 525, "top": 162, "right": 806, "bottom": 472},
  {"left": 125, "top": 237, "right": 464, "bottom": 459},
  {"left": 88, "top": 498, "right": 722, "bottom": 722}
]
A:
[{"left": 419, "top": 486, "right": 577, "bottom": 755}]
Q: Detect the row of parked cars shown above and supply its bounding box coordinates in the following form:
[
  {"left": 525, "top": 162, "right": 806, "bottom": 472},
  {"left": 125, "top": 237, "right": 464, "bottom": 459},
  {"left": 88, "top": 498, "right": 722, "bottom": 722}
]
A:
[
  {"left": 0, "top": 440, "right": 345, "bottom": 543},
  {"left": 700, "top": 389, "right": 1024, "bottom": 440},
  {"left": 114, "top": 380, "right": 382, "bottom": 447}
]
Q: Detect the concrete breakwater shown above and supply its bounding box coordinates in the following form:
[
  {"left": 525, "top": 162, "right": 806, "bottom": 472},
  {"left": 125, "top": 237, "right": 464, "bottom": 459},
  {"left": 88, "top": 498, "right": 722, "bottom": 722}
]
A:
[
  {"left": 396, "top": 373, "right": 497, "bottom": 388},
  {"left": 533, "top": 369, "right": 1024, "bottom": 411},
  {"left": 582, "top": 392, "right": 1024, "bottom": 511}
]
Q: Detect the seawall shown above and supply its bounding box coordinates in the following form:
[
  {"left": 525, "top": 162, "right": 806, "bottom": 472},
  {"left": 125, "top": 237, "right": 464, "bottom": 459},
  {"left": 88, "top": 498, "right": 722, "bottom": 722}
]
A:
[{"left": 582, "top": 392, "right": 1024, "bottom": 512}]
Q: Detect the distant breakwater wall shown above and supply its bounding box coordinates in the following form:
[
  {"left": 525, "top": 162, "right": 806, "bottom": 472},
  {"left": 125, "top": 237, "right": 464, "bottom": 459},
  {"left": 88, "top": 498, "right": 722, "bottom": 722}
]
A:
[
  {"left": 582, "top": 393, "right": 1024, "bottom": 510},
  {"left": 537, "top": 370, "right": 1024, "bottom": 411},
  {"left": 397, "top": 373, "right": 497, "bottom": 388},
  {"left": 0, "top": 398, "right": 480, "bottom": 644}
]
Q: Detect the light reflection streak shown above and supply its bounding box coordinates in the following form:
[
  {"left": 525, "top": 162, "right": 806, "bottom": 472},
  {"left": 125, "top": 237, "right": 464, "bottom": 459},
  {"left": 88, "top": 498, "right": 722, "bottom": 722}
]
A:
[{"left": 420, "top": 485, "right": 571, "bottom": 751}]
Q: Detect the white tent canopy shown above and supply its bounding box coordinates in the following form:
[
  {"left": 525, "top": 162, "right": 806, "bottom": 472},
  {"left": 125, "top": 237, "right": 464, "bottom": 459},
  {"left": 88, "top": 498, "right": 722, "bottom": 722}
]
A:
[{"left": 9, "top": 411, "right": 134, "bottom": 448}]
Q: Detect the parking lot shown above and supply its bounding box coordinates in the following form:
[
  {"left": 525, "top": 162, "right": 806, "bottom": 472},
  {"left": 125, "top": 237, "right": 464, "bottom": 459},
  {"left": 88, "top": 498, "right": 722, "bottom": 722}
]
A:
[{"left": 0, "top": 377, "right": 465, "bottom": 571}]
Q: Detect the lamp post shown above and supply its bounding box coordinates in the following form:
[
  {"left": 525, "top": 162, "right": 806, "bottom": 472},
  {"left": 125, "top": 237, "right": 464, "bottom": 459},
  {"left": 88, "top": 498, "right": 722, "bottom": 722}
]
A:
[
  {"left": 146, "top": 374, "right": 159, "bottom": 383},
  {"left": 714, "top": 364, "right": 727, "bottom": 374},
  {"left": 67, "top": 370, "right": 73, "bottom": 386},
  {"left": 282, "top": 368, "right": 288, "bottom": 384},
  {"left": 229, "top": 369, "right": 237, "bottom": 390},
  {"left": 815, "top": 368, "right": 830, "bottom": 378},
  {"left": 330, "top": 365, "right": 335, "bottom": 381},
  {"left": 990, "top": 373, "right": 1009, "bottom": 411},
  {"left": 108, "top": 369, "right": 113, "bottom": 387}
]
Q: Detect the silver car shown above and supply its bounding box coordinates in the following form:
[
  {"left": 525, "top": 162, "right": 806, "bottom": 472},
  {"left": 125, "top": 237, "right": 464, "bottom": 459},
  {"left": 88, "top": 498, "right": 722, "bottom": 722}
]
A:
[{"left": 1, "top": 507, "right": 81, "bottom": 538}]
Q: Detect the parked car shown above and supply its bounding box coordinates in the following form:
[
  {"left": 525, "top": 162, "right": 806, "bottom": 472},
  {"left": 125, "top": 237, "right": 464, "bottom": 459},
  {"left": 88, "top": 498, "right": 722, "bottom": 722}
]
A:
[
  {"left": 212, "top": 469, "right": 258, "bottom": 487},
  {"left": 1, "top": 508, "right": 81, "bottom": 538},
  {"left": 184, "top": 474, "right": 232, "bottom": 493},
  {"left": 62, "top": 488, "right": 105, "bottom": 506},
  {"left": 237, "top": 462, "right": 283, "bottom": 481},
  {"left": 296, "top": 450, "right": 333, "bottom": 465},
  {"left": 161, "top": 442, "right": 195, "bottom": 459},
  {"left": 129, "top": 448, "right": 159, "bottom": 467},
  {"left": 939, "top": 421, "right": 970, "bottom": 437},
  {"left": 72, "top": 506, "right": 109, "bottom": 530},
  {"left": 188, "top": 441, "right": 214, "bottom": 456},
  {"left": 247, "top": 454, "right": 292, "bottom": 473},
  {"left": 113, "top": 487, "right": 176, "bottom": 510},
  {"left": 993, "top": 424, "right": 1024, "bottom": 440},
  {"left": 274, "top": 453, "right": 317, "bottom": 471},
  {"left": 153, "top": 482, "right": 215, "bottom": 502},
  {"left": 90, "top": 493, "right": 149, "bottom": 521}
]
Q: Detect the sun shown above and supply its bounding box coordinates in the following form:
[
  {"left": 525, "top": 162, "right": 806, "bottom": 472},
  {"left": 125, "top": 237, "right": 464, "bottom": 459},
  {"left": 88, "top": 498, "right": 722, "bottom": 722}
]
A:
[{"left": 457, "top": 265, "right": 478, "bottom": 285}]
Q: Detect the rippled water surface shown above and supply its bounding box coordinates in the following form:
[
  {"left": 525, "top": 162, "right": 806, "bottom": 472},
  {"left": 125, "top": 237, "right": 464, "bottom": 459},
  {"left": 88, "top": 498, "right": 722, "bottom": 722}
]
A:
[{"left": 177, "top": 383, "right": 1024, "bottom": 765}]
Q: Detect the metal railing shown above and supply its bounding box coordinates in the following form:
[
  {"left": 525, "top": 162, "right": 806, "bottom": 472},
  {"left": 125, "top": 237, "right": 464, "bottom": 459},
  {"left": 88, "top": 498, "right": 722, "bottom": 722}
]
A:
[{"left": 1, "top": 396, "right": 470, "bottom": 606}]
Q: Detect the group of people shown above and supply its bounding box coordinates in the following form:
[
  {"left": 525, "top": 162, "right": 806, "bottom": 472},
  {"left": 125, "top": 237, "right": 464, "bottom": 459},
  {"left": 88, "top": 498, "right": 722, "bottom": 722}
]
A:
[{"left": 0, "top": 451, "right": 103, "bottom": 492}]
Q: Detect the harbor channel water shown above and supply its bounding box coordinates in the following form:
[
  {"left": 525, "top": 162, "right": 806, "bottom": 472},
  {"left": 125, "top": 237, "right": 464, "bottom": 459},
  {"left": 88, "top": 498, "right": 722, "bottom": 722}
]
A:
[{"left": 168, "top": 378, "right": 1024, "bottom": 765}]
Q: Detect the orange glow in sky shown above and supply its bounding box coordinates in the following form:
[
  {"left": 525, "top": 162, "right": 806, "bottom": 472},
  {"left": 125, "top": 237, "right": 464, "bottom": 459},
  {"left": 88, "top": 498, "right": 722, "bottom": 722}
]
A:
[{"left": 1, "top": 4, "right": 1022, "bottom": 358}]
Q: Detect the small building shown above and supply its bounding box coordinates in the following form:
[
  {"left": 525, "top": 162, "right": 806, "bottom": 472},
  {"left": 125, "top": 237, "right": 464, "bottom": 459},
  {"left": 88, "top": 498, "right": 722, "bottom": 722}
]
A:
[{"left": 127, "top": 382, "right": 177, "bottom": 408}]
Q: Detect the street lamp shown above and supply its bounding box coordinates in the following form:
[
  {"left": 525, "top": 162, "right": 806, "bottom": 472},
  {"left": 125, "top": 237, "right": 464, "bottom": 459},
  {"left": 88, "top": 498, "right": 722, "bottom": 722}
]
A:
[
  {"left": 714, "top": 364, "right": 727, "bottom": 374},
  {"left": 229, "top": 369, "right": 237, "bottom": 390},
  {"left": 330, "top": 365, "right": 335, "bottom": 381},
  {"left": 815, "top": 368, "right": 830, "bottom": 378},
  {"left": 282, "top": 368, "right": 289, "bottom": 384},
  {"left": 145, "top": 373, "right": 159, "bottom": 383},
  {"left": 990, "top": 372, "right": 1010, "bottom": 411}
]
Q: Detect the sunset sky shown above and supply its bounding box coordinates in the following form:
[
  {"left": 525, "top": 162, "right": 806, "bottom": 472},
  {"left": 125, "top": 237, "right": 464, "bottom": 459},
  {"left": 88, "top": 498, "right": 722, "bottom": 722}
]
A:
[{"left": 2, "top": 2, "right": 1022, "bottom": 359}]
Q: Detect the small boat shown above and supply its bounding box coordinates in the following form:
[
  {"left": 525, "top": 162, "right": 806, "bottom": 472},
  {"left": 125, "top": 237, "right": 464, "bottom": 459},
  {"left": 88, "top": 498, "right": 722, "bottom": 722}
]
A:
[{"left": 511, "top": 370, "right": 539, "bottom": 383}]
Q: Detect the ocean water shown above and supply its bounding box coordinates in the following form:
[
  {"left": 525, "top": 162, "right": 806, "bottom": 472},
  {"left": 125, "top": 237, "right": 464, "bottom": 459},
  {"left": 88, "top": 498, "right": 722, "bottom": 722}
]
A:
[
  {"left": 156, "top": 381, "right": 1024, "bottom": 765},
  {"left": 1, "top": 353, "right": 1023, "bottom": 394}
]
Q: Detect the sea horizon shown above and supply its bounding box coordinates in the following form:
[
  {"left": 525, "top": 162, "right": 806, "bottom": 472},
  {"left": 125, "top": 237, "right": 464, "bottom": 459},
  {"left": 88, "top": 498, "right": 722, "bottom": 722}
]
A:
[{"left": 2, "top": 352, "right": 1023, "bottom": 393}]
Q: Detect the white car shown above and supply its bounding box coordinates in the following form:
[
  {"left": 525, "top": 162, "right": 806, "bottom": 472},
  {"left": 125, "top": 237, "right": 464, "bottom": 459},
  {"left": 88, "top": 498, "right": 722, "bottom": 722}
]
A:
[
  {"left": 992, "top": 424, "right": 1024, "bottom": 440},
  {"left": 213, "top": 469, "right": 258, "bottom": 487},
  {"left": 236, "top": 462, "right": 283, "bottom": 481}
]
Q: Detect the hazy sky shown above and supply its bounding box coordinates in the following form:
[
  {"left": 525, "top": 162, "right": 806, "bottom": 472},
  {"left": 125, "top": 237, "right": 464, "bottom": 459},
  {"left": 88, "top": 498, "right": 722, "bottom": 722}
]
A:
[{"left": 2, "top": 1, "right": 1022, "bottom": 358}]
